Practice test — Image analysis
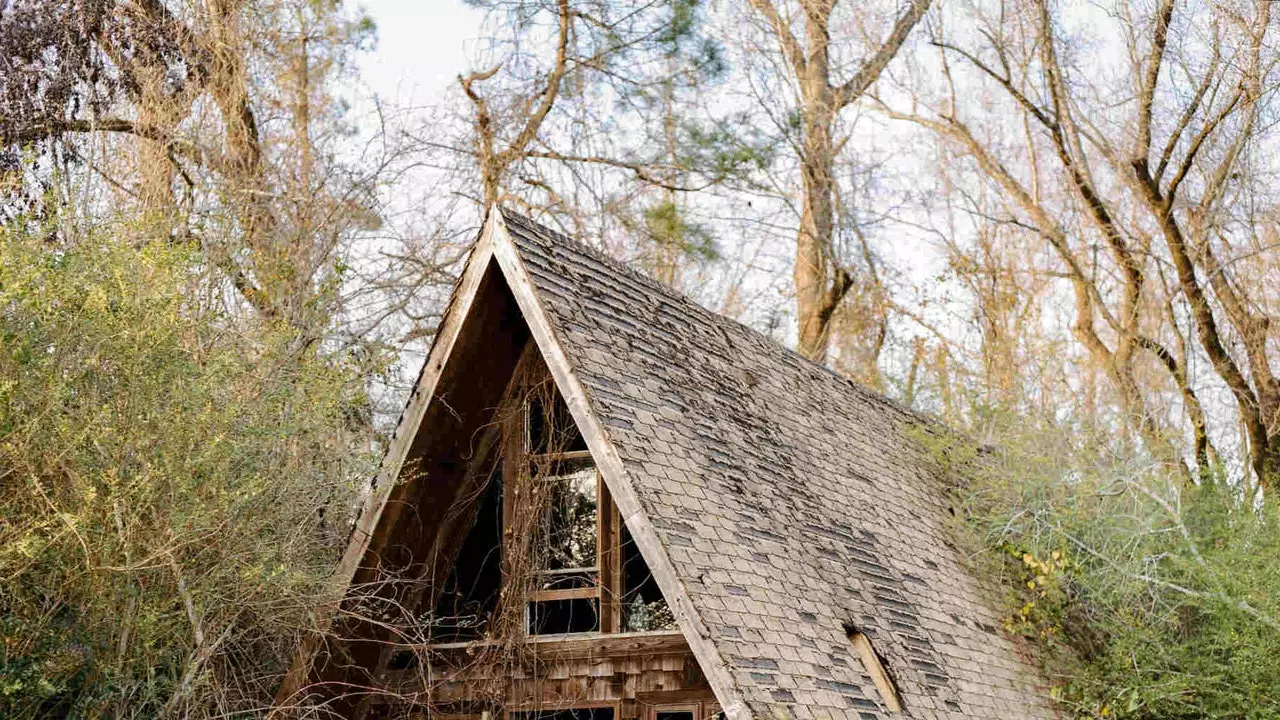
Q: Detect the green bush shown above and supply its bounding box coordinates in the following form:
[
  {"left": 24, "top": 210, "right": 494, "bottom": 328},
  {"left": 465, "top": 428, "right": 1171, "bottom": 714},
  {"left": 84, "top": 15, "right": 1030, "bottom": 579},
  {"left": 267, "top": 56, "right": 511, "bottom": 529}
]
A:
[
  {"left": 949, "top": 422, "right": 1280, "bottom": 719},
  {"left": 0, "top": 223, "right": 377, "bottom": 718}
]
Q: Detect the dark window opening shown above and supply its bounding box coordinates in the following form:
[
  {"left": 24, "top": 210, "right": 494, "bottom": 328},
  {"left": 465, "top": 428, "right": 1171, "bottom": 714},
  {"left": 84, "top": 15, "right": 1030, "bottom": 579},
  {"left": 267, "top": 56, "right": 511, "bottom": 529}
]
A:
[
  {"left": 620, "top": 524, "right": 676, "bottom": 631},
  {"left": 511, "top": 708, "right": 614, "bottom": 720},
  {"left": 655, "top": 712, "right": 694, "bottom": 720},
  {"left": 534, "top": 568, "right": 597, "bottom": 591},
  {"left": 527, "top": 597, "right": 601, "bottom": 635},
  {"left": 427, "top": 466, "right": 503, "bottom": 642},
  {"left": 388, "top": 649, "right": 416, "bottom": 671},
  {"left": 527, "top": 391, "right": 588, "bottom": 455}
]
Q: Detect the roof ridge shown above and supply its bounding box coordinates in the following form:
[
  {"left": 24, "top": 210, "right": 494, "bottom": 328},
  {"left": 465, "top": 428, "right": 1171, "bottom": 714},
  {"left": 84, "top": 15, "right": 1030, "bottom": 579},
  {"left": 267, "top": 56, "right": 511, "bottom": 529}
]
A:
[{"left": 498, "top": 207, "right": 938, "bottom": 429}]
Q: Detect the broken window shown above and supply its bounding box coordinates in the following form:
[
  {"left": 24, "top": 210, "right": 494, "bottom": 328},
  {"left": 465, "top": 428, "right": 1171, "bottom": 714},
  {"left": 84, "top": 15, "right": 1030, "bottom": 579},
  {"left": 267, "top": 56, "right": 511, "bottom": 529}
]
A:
[
  {"left": 525, "top": 462, "right": 602, "bottom": 634},
  {"left": 536, "top": 461, "right": 598, "bottom": 572},
  {"left": 526, "top": 392, "right": 588, "bottom": 455},
  {"left": 526, "top": 405, "right": 601, "bottom": 635},
  {"left": 621, "top": 524, "right": 675, "bottom": 632},
  {"left": 508, "top": 374, "right": 676, "bottom": 637},
  {"left": 526, "top": 596, "right": 601, "bottom": 634}
]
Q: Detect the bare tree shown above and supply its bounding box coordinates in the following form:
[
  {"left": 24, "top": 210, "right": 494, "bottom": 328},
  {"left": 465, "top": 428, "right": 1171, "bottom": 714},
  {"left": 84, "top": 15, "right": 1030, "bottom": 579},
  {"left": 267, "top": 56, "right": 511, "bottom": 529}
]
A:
[
  {"left": 1, "top": 0, "right": 382, "bottom": 337},
  {"left": 743, "top": 0, "right": 931, "bottom": 361},
  {"left": 413, "top": 0, "right": 761, "bottom": 303},
  {"left": 880, "top": 0, "right": 1280, "bottom": 484}
]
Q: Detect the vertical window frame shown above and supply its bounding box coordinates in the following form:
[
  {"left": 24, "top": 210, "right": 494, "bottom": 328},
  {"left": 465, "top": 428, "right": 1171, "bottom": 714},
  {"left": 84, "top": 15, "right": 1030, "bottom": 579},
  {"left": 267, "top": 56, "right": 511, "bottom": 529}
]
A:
[{"left": 510, "top": 375, "right": 629, "bottom": 637}]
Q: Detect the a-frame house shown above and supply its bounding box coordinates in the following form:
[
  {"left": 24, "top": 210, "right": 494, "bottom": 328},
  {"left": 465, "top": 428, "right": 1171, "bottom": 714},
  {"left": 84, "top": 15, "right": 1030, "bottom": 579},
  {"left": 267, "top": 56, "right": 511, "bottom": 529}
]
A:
[{"left": 277, "top": 210, "right": 1058, "bottom": 720}]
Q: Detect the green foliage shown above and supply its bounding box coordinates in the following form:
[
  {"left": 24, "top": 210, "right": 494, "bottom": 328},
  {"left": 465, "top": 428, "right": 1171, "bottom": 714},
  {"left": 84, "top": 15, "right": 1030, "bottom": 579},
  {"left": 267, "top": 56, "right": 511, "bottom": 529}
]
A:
[
  {"left": 623, "top": 598, "right": 676, "bottom": 633},
  {"left": 679, "top": 119, "right": 773, "bottom": 185},
  {"left": 0, "top": 221, "right": 376, "bottom": 718},
  {"left": 643, "top": 200, "right": 718, "bottom": 263},
  {"left": 943, "top": 421, "right": 1280, "bottom": 719},
  {"left": 657, "top": 0, "right": 725, "bottom": 79}
]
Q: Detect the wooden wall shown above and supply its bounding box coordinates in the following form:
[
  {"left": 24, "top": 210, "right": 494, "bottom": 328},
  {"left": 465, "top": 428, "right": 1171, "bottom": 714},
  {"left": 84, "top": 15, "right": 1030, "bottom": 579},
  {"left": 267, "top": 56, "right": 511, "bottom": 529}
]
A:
[{"left": 374, "top": 631, "right": 720, "bottom": 720}]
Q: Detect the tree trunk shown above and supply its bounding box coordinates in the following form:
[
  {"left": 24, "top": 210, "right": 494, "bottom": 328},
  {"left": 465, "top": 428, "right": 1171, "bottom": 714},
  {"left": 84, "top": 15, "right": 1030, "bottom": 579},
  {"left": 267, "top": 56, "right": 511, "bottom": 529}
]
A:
[
  {"left": 795, "top": 4, "right": 838, "bottom": 361},
  {"left": 796, "top": 110, "right": 837, "bottom": 360}
]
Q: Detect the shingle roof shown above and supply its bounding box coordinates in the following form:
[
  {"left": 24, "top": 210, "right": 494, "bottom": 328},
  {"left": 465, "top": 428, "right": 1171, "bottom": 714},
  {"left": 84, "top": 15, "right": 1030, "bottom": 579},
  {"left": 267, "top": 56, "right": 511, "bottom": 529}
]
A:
[{"left": 500, "top": 210, "right": 1057, "bottom": 720}]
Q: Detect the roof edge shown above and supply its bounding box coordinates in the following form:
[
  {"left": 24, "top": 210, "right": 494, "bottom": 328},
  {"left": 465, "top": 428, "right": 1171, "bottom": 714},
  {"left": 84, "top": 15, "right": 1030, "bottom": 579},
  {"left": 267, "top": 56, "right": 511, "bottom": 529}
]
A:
[
  {"left": 490, "top": 213, "right": 752, "bottom": 720},
  {"left": 272, "top": 211, "right": 501, "bottom": 711}
]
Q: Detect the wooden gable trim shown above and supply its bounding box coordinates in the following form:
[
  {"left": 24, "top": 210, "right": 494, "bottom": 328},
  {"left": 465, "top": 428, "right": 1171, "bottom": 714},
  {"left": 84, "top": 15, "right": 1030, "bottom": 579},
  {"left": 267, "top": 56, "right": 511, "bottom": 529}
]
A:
[
  {"left": 488, "top": 217, "right": 750, "bottom": 720},
  {"left": 272, "top": 212, "right": 501, "bottom": 712}
]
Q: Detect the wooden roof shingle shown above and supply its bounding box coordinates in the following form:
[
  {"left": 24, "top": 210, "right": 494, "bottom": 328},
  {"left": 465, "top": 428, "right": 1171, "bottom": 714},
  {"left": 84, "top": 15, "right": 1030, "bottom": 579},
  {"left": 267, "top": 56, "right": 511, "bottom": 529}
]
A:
[{"left": 497, "top": 210, "right": 1057, "bottom": 720}]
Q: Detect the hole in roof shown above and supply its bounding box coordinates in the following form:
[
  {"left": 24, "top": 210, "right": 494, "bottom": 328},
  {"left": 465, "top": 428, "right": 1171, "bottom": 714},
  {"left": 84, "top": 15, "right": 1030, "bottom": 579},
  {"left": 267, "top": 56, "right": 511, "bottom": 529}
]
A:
[{"left": 843, "top": 623, "right": 903, "bottom": 713}]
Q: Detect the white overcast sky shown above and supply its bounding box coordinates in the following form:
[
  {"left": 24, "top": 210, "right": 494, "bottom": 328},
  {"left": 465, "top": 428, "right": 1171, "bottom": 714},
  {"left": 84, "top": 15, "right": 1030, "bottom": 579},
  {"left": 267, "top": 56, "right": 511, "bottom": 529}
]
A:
[{"left": 357, "top": 1, "right": 486, "bottom": 107}]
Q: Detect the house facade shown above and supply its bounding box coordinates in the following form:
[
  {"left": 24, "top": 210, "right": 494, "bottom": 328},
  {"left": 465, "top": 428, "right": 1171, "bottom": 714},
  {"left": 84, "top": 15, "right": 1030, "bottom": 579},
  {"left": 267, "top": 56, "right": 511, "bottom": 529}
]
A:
[{"left": 276, "top": 211, "right": 1058, "bottom": 720}]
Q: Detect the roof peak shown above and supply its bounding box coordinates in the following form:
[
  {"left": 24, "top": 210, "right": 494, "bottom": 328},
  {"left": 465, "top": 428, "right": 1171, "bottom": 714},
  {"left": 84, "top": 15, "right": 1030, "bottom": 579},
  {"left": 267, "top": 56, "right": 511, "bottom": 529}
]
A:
[
  {"left": 493, "top": 207, "right": 1057, "bottom": 717},
  {"left": 497, "top": 206, "right": 936, "bottom": 430}
]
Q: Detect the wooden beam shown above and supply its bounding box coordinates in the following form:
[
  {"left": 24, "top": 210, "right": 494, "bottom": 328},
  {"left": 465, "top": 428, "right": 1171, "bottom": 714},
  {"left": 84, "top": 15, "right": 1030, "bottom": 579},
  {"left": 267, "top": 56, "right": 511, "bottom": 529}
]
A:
[
  {"left": 634, "top": 690, "right": 718, "bottom": 706},
  {"left": 848, "top": 632, "right": 903, "bottom": 713},
  {"left": 412, "top": 630, "right": 691, "bottom": 661},
  {"left": 489, "top": 218, "right": 750, "bottom": 720},
  {"left": 530, "top": 587, "right": 601, "bottom": 602},
  {"left": 599, "top": 474, "right": 622, "bottom": 634},
  {"left": 505, "top": 700, "right": 619, "bottom": 714},
  {"left": 531, "top": 449, "right": 595, "bottom": 462}
]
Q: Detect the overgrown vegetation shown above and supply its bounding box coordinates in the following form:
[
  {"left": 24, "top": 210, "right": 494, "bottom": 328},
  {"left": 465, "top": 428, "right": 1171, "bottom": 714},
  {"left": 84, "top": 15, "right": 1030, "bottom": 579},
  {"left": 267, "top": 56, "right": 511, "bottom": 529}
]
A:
[
  {"left": 0, "top": 221, "right": 377, "bottom": 718},
  {"left": 941, "top": 420, "right": 1280, "bottom": 719},
  {"left": 4, "top": 0, "right": 1280, "bottom": 715}
]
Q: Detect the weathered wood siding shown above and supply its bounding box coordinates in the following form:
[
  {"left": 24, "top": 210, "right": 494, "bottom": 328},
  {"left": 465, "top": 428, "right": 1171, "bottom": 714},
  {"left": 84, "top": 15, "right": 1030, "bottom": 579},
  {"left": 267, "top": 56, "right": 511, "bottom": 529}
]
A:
[{"left": 381, "top": 632, "right": 719, "bottom": 720}]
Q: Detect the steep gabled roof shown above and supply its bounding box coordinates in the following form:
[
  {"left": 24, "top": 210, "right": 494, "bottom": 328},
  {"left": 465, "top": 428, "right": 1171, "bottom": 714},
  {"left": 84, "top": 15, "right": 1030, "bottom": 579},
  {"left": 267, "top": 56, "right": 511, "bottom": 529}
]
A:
[
  {"left": 286, "top": 209, "right": 1057, "bottom": 720},
  {"left": 493, "top": 211, "right": 1056, "bottom": 719}
]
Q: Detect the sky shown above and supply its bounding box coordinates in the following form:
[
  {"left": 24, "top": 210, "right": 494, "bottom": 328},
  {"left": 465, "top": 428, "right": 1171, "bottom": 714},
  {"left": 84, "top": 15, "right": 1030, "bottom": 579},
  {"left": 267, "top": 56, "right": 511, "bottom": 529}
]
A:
[
  {"left": 346, "top": 0, "right": 939, "bottom": 350},
  {"left": 356, "top": 1, "right": 486, "bottom": 108}
]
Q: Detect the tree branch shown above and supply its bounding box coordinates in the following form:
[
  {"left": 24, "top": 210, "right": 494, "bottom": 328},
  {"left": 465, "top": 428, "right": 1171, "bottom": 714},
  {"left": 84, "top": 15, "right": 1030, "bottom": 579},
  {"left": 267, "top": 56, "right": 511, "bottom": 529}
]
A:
[
  {"left": 1134, "top": 0, "right": 1176, "bottom": 162},
  {"left": 4, "top": 118, "right": 201, "bottom": 163},
  {"left": 495, "top": 0, "right": 572, "bottom": 169},
  {"left": 746, "top": 0, "right": 808, "bottom": 81},
  {"left": 524, "top": 149, "right": 716, "bottom": 192},
  {"left": 834, "top": 0, "right": 933, "bottom": 109}
]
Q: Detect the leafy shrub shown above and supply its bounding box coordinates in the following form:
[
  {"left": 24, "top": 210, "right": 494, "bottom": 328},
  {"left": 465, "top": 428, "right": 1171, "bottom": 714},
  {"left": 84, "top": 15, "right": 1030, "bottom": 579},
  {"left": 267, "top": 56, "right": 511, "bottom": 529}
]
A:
[
  {"left": 0, "top": 223, "right": 378, "bottom": 718},
  {"left": 947, "top": 422, "right": 1280, "bottom": 719}
]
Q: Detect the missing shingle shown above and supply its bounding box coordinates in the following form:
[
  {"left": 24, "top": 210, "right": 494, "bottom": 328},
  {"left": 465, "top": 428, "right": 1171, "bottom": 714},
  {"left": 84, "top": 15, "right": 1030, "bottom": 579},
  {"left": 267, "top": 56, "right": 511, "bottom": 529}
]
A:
[{"left": 842, "top": 623, "right": 903, "bottom": 713}]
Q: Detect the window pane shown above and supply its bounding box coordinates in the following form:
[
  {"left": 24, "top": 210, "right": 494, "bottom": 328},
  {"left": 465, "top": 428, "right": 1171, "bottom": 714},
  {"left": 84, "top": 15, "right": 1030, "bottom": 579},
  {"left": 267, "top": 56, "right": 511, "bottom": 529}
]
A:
[
  {"left": 538, "top": 466, "right": 597, "bottom": 571},
  {"left": 655, "top": 712, "right": 694, "bottom": 720},
  {"left": 527, "top": 597, "right": 600, "bottom": 635}
]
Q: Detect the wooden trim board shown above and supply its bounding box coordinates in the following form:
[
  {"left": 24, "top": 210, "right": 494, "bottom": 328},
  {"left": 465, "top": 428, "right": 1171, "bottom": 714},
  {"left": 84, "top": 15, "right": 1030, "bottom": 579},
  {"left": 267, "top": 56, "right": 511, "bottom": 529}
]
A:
[{"left": 848, "top": 631, "right": 902, "bottom": 713}]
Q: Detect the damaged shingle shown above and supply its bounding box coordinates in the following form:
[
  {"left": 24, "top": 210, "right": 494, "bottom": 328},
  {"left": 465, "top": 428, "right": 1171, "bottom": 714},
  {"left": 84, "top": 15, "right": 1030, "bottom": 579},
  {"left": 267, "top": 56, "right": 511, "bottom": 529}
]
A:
[{"left": 499, "top": 211, "right": 1058, "bottom": 720}]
